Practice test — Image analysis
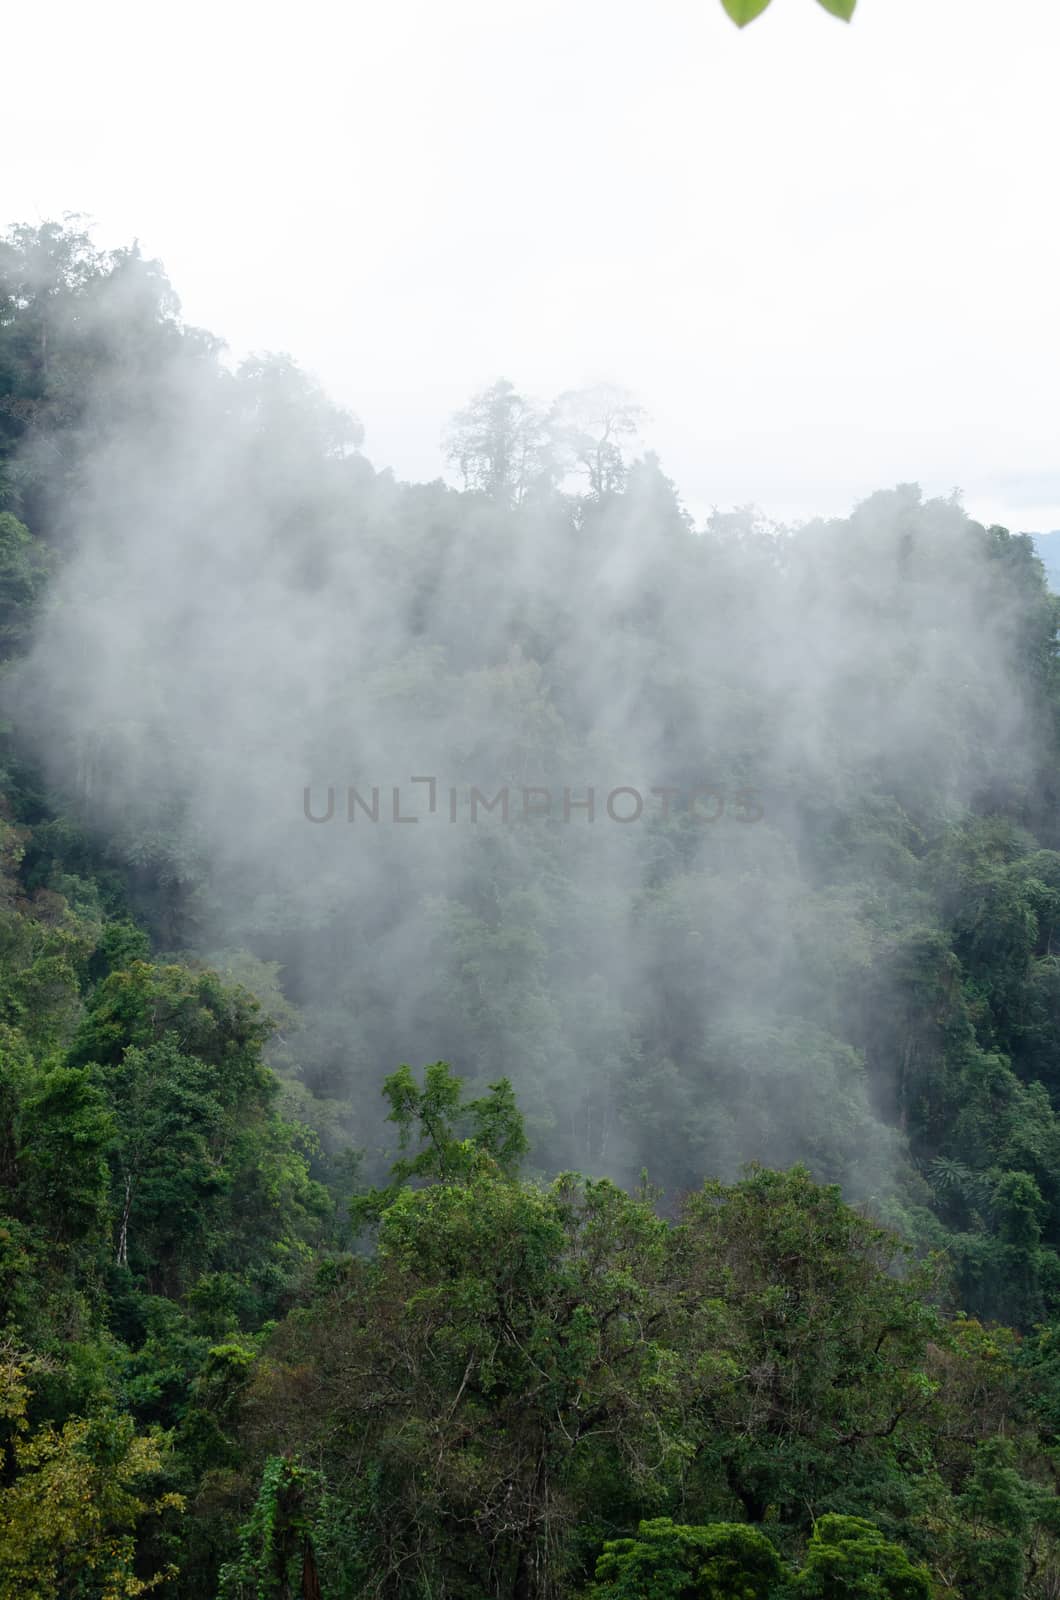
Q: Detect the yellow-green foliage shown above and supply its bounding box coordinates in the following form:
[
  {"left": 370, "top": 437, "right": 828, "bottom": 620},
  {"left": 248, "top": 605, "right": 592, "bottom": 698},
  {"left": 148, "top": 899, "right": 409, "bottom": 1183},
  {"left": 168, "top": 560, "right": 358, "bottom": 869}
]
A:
[{"left": 0, "top": 1349, "right": 183, "bottom": 1600}]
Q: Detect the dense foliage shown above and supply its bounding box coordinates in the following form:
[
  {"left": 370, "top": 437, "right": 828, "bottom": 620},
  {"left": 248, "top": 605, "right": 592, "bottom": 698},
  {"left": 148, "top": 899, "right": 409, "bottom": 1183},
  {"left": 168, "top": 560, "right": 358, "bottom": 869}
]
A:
[{"left": 1, "top": 220, "right": 1059, "bottom": 1596}]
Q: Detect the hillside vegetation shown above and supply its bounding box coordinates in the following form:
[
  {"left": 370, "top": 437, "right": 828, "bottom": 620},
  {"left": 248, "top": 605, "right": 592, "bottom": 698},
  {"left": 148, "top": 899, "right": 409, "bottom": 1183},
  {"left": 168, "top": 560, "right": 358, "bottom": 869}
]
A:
[{"left": 2, "top": 221, "right": 1060, "bottom": 1598}]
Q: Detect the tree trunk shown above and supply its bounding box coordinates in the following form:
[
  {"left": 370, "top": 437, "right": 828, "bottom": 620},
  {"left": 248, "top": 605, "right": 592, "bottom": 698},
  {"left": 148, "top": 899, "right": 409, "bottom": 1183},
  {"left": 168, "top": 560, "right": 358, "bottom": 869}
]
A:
[
  {"left": 513, "top": 1546, "right": 531, "bottom": 1600},
  {"left": 302, "top": 1536, "right": 323, "bottom": 1600},
  {"left": 116, "top": 1174, "right": 133, "bottom": 1267}
]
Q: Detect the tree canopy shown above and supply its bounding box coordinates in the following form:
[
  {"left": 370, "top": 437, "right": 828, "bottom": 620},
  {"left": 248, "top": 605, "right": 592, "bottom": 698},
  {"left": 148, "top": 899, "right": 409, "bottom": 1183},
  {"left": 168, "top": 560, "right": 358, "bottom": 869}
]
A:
[{"left": 2, "top": 216, "right": 1060, "bottom": 1597}]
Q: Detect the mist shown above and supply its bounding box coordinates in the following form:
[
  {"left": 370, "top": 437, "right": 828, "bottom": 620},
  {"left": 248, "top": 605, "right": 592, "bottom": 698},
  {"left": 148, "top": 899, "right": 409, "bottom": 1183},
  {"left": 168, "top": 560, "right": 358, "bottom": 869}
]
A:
[
  {"left": 9, "top": 242, "right": 1054, "bottom": 1208},
  {"left": 7, "top": 0, "right": 1060, "bottom": 1584}
]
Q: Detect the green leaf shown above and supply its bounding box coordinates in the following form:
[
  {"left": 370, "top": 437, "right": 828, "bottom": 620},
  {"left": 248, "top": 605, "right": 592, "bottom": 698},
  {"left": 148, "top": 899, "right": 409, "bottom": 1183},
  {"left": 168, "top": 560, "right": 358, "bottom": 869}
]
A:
[
  {"left": 720, "top": 0, "right": 773, "bottom": 26},
  {"left": 815, "top": 0, "right": 857, "bottom": 18}
]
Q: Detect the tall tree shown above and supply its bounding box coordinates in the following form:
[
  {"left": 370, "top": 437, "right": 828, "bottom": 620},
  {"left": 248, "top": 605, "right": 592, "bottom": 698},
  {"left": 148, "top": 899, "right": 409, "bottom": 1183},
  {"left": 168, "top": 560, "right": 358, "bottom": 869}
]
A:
[
  {"left": 444, "top": 378, "right": 557, "bottom": 506},
  {"left": 550, "top": 383, "right": 644, "bottom": 499}
]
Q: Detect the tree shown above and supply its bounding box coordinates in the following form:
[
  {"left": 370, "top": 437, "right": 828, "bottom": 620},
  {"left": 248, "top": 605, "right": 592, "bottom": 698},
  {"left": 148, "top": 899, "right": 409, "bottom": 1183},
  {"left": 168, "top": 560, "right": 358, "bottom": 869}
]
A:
[
  {"left": 444, "top": 378, "right": 557, "bottom": 505},
  {"left": 791, "top": 1516, "right": 931, "bottom": 1599},
  {"left": 351, "top": 1059, "right": 530, "bottom": 1222},
  {"left": 69, "top": 960, "right": 271, "bottom": 1081},
  {"left": 0, "top": 219, "right": 190, "bottom": 537},
  {"left": 217, "top": 1454, "right": 324, "bottom": 1600},
  {"left": 0, "top": 512, "right": 51, "bottom": 659},
  {"left": 673, "top": 1166, "right": 943, "bottom": 1525},
  {"left": 0, "top": 1348, "right": 183, "bottom": 1600},
  {"left": 0, "top": 217, "right": 100, "bottom": 399},
  {"left": 16, "top": 1063, "right": 112, "bottom": 1247},
  {"left": 72, "top": 961, "right": 329, "bottom": 1297},
  {"left": 250, "top": 1166, "right": 690, "bottom": 1598},
  {"left": 550, "top": 384, "right": 644, "bottom": 499},
  {"left": 587, "top": 1513, "right": 932, "bottom": 1600},
  {"left": 589, "top": 1517, "right": 783, "bottom": 1599}
]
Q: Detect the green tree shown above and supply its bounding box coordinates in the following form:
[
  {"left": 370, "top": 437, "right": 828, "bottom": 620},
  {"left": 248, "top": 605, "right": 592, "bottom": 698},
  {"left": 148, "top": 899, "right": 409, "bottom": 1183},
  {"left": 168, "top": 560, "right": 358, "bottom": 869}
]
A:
[
  {"left": 352, "top": 1059, "right": 530, "bottom": 1223},
  {"left": 252, "top": 1164, "right": 692, "bottom": 1598},
  {"left": 0, "top": 512, "right": 51, "bottom": 659},
  {"left": 590, "top": 1516, "right": 783, "bottom": 1599},
  {"left": 674, "top": 1166, "right": 943, "bottom": 1525},
  {"left": 73, "top": 961, "right": 328, "bottom": 1298},
  {"left": 0, "top": 1348, "right": 182, "bottom": 1600},
  {"left": 790, "top": 1516, "right": 931, "bottom": 1600}
]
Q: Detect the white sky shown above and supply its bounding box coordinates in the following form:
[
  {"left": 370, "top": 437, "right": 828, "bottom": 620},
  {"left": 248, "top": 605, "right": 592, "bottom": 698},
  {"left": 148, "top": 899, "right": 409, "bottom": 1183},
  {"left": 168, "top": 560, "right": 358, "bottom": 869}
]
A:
[{"left": 4, "top": 0, "right": 1059, "bottom": 529}]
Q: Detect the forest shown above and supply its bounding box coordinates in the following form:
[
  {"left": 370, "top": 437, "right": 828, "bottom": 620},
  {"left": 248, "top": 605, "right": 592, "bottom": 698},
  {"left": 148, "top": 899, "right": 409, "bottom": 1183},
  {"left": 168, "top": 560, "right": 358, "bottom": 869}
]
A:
[{"left": 1, "top": 218, "right": 1060, "bottom": 1598}]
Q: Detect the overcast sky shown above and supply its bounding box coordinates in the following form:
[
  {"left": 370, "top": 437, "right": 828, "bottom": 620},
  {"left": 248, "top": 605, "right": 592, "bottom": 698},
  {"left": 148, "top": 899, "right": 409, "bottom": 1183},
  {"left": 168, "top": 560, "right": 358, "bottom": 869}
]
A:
[{"left": 4, "top": 0, "right": 1059, "bottom": 529}]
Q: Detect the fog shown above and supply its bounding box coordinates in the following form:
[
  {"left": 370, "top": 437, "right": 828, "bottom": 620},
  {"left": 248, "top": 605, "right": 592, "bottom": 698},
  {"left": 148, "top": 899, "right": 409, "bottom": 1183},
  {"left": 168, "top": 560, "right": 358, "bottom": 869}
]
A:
[
  {"left": 5, "top": 0, "right": 1060, "bottom": 528},
  {"left": 7, "top": 10, "right": 1060, "bottom": 1595},
  {"left": 11, "top": 261, "right": 1050, "bottom": 1200}
]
